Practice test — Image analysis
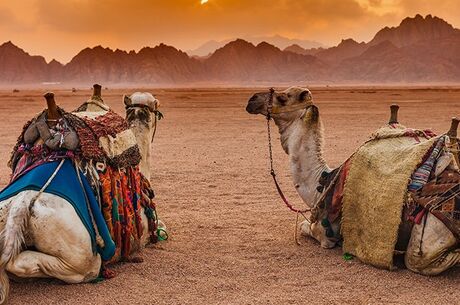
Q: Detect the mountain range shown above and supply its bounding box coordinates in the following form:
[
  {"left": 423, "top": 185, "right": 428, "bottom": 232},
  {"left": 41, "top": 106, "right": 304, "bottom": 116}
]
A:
[
  {"left": 1, "top": 14, "right": 460, "bottom": 85},
  {"left": 187, "top": 35, "right": 325, "bottom": 57}
]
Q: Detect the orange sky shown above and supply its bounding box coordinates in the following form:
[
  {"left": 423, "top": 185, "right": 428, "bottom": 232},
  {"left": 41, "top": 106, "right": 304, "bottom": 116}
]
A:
[{"left": 1, "top": 0, "right": 459, "bottom": 63}]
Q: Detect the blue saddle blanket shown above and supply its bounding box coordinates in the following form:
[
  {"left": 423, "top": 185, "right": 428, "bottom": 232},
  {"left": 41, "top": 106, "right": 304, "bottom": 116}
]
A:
[{"left": 0, "top": 159, "right": 115, "bottom": 261}]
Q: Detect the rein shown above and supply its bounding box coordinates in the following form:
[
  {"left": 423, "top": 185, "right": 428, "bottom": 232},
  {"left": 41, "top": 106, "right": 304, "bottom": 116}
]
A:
[{"left": 265, "top": 88, "right": 311, "bottom": 218}]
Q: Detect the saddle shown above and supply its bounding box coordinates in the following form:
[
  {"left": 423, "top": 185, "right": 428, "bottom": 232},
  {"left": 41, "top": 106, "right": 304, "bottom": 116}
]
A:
[
  {"left": 316, "top": 154, "right": 460, "bottom": 244},
  {"left": 64, "top": 110, "right": 141, "bottom": 168}
]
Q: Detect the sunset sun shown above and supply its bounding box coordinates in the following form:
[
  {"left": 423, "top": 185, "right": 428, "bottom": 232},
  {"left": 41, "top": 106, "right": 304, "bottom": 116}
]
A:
[{"left": 201, "top": 0, "right": 208, "bottom": 5}]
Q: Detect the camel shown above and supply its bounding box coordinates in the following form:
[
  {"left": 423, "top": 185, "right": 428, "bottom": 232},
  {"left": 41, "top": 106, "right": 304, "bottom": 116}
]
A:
[
  {"left": 0, "top": 91, "right": 161, "bottom": 304},
  {"left": 246, "top": 86, "right": 460, "bottom": 275}
]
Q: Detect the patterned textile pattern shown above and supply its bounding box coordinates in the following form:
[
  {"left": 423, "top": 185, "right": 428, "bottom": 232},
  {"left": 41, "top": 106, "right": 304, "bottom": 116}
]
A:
[
  {"left": 411, "top": 169, "right": 460, "bottom": 240},
  {"left": 64, "top": 113, "right": 105, "bottom": 161},
  {"left": 99, "top": 165, "right": 158, "bottom": 263},
  {"left": 408, "top": 136, "right": 446, "bottom": 192},
  {"left": 65, "top": 111, "right": 141, "bottom": 168}
]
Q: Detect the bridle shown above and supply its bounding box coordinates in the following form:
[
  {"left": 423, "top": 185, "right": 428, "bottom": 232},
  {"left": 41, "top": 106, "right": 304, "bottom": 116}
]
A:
[
  {"left": 265, "top": 88, "right": 313, "bottom": 219},
  {"left": 125, "top": 103, "right": 163, "bottom": 143}
]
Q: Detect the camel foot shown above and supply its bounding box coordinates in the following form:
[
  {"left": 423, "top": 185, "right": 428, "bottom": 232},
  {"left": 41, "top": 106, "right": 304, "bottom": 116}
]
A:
[
  {"left": 127, "top": 256, "right": 144, "bottom": 263},
  {"left": 101, "top": 267, "right": 116, "bottom": 279}
]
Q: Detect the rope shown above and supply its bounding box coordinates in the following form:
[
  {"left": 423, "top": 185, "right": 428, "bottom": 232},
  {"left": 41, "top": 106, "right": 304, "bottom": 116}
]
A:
[
  {"left": 29, "top": 159, "right": 65, "bottom": 211},
  {"left": 151, "top": 112, "right": 158, "bottom": 143},
  {"left": 75, "top": 161, "right": 104, "bottom": 248}
]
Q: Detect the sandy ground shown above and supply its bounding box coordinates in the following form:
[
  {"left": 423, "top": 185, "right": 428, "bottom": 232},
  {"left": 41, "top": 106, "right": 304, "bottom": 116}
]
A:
[{"left": 0, "top": 87, "right": 459, "bottom": 304}]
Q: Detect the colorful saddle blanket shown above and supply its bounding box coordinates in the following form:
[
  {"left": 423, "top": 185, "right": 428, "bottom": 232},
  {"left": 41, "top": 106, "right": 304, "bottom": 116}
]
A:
[
  {"left": 98, "top": 166, "right": 158, "bottom": 263},
  {"left": 0, "top": 159, "right": 116, "bottom": 261}
]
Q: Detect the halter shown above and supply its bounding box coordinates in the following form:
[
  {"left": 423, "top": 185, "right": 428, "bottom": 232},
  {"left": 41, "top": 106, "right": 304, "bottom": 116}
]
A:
[
  {"left": 125, "top": 103, "right": 155, "bottom": 112},
  {"left": 125, "top": 103, "right": 163, "bottom": 143},
  {"left": 266, "top": 87, "right": 314, "bottom": 117}
]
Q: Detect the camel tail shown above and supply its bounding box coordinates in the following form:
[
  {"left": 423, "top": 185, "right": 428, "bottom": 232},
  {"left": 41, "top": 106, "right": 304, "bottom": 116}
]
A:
[{"left": 0, "top": 195, "right": 31, "bottom": 304}]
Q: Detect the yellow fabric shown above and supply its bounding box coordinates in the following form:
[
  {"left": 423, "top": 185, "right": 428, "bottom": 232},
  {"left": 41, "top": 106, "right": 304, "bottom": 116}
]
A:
[{"left": 341, "top": 126, "right": 439, "bottom": 269}]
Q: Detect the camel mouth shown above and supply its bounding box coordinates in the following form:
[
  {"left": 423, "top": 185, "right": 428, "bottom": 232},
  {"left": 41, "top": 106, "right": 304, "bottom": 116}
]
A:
[
  {"left": 246, "top": 103, "right": 262, "bottom": 114},
  {"left": 246, "top": 94, "right": 266, "bottom": 115}
]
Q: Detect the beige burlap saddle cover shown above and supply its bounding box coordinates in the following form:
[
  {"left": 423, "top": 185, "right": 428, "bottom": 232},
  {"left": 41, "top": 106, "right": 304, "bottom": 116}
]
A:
[{"left": 341, "top": 125, "right": 439, "bottom": 269}]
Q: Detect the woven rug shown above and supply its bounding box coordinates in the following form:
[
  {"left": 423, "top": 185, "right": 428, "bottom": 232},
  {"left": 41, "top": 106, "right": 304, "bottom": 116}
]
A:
[
  {"left": 412, "top": 169, "right": 460, "bottom": 240},
  {"left": 342, "top": 126, "right": 439, "bottom": 269},
  {"left": 67, "top": 110, "right": 141, "bottom": 168}
]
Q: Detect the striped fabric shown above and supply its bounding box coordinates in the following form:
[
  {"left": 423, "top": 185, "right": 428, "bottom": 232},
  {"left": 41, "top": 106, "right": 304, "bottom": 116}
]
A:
[{"left": 408, "top": 136, "right": 446, "bottom": 192}]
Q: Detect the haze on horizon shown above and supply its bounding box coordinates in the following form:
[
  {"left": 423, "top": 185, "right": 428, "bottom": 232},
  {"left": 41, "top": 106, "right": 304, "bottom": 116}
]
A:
[{"left": 1, "top": 0, "right": 459, "bottom": 63}]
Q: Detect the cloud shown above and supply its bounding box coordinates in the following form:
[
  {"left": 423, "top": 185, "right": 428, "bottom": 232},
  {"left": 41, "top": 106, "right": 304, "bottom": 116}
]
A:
[
  {"left": 35, "top": 0, "right": 372, "bottom": 32},
  {"left": 30, "top": 0, "right": 381, "bottom": 48}
]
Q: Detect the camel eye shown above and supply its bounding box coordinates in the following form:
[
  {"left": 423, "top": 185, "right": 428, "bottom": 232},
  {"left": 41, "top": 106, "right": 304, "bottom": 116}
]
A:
[{"left": 277, "top": 95, "right": 288, "bottom": 105}]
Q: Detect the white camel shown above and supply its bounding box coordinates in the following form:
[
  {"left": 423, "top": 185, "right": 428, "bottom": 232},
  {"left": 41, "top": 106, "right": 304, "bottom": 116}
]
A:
[
  {"left": 0, "top": 92, "right": 160, "bottom": 304},
  {"left": 246, "top": 86, "right": 460, "bottom": 275}
]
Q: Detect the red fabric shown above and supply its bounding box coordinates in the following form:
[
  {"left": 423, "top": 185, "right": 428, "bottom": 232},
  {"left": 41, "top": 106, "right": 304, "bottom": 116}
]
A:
[
  {"left": 98, "top": 165, "right": 157, "bottom": 263},
  {"left": 328, "top": 159, "right": 351, "bottom": 223}
]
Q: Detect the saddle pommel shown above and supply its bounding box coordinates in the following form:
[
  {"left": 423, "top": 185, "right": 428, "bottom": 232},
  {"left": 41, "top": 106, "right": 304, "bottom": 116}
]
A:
[
  {"left": 44, "top": 92, "right": 55, "bottom": 102},
  {"left": 93, "top": 84, "right": 102, "bottom": 97},
  {"left": 447, "top": 117, "right": 460, "bottom": 138},
  {"left": 43, "top": 92, "right": 60, "bottom": 120},
  {"left": 389, "top": 104, "right": 399, "bottom": 124}
]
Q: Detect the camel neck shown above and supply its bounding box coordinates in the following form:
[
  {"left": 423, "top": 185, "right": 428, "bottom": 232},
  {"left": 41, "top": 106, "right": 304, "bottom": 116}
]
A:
[
  {"left": 275, "top": 113, "right": 330, "bottom": 208},
  {"left": 130, "top": 121, "right": 153, "bottom": 181}
]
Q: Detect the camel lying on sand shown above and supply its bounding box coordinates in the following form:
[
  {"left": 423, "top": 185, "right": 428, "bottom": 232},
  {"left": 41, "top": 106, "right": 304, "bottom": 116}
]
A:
[
  {"left": 0, "top": 90, "right": 162, "bottom": 304},
  {"left": 246, "top": 86, "right": 460, "bottom": 275}
]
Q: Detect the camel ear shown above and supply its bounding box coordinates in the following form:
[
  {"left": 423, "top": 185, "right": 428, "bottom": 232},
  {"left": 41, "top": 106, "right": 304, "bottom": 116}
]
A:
[
  {"left": 299, "top": 90, "right": 310, "bottom": 102},
  {"left": 123, "top": 95, "right": 132, "bottom": 107}
]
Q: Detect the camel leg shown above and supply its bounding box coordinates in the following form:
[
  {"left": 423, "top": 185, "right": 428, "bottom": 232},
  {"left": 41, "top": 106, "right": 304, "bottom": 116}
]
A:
[
  {"left": 2, "top": 192, "right": 102, "bottom": 283},
  {"left": 6, "top": 250, "right": 100, "bottom": 283},
  {"left": 405, "top": 213, "right": 460, "bottom": 275},
  {"left": 300, "top": 219, "right": 337, "bottom": 249}
]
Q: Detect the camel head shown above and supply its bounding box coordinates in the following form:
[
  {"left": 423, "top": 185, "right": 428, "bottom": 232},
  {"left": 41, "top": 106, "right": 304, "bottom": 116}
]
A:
[
  {"left": 246, "top": 86, "right": 313, "bottom": 119},
  {"left": 124, "top": 92, "right": 161, "bottom": 180},
  {"left": 124, "top": 92, "right": 161, "bottom": 127}
]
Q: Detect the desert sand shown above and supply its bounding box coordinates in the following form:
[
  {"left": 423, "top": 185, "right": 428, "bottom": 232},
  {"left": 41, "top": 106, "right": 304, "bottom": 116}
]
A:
[{"left": 0, "top": 87, "right": 459, "bottom": 304}]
